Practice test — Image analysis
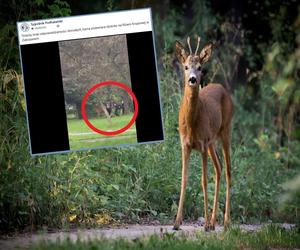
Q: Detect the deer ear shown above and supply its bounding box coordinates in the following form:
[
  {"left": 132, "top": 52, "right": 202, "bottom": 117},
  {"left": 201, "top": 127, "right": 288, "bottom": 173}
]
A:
[
  {"left": 175, "top": 41, "right": 188, "bottom": 64},
  {"left": 199, "top": 43, "right": 212, "bottom": 64}
]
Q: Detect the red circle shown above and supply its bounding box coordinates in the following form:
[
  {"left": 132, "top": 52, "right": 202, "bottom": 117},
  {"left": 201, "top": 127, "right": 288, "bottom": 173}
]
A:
[{"left": 81, "top": 81, "right": 138, "bottom": 136}]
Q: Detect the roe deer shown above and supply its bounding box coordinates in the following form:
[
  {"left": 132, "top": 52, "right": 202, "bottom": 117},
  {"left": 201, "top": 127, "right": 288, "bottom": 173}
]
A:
[{"left": 173, "top": 36, "right": 233, "bottom": 231}]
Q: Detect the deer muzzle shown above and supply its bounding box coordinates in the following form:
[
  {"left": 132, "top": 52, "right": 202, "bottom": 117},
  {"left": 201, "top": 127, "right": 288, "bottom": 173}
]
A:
[{"left": 188, "top": 76, "right": 197, "bottom": 86}]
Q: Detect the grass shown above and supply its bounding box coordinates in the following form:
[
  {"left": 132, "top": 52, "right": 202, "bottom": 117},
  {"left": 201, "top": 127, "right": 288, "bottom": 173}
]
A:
[
  {"left": 67, "top": 114, "right": 137, "bottom": 149},
  {"left": 31, "top": 225, "right": 300, "bottom": 250},
  {"left": 70, "top": 136, "right": 137, "bottom": 149},
  {"left": 68, "top": 114, "right": 135, "bottom": 132}
]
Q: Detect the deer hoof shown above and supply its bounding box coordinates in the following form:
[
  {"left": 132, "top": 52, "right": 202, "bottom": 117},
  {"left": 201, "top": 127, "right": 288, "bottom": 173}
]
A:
[
  {"left": 173, "top": 224, "right": 180, "bottom": 230},
  {"left": 224, "top": 221, "right": 231, "bottom": 231},
  {"left": 173, "top": 217, "right": 182, "bottom": 230},
  {"left": 204, "top": 224, "right": 210, "bottom": 232}
]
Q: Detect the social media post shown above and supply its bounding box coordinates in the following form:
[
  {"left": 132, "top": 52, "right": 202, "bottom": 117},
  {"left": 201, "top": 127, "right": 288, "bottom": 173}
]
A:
[
  {"left": 17, "top": 8, "right": 152, "bottom": 45},
  {"left": 17, "top": 8, "right": 164, "bottom": 155}
]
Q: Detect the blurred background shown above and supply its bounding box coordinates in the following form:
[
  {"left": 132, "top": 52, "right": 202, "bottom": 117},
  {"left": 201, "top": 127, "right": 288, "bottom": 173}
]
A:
[{"left": 0, "top": 0, "right": 299, "bottom": 233}]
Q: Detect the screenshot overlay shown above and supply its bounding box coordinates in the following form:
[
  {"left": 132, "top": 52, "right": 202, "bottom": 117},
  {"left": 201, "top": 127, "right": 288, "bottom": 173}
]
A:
[{"left": 17, "top": 8, "right": 164, "bottom": 155}]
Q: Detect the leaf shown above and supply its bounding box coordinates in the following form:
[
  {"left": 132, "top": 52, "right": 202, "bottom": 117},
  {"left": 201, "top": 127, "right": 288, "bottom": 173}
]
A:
[
  {"left": 99, "top": 195, "right": 109, "bottom": 205},
  {"left": 111, "top": 184, "right": 119, "bottom": 191},
  {"left": 238, "top": 205, "right": 245, "bottom": 210},
  {"left": 272, "top": 78, "right": 292, "bottom": 97},
  {"left": 95, "top": 213, "right": 112, "bottom": 225},
  {"left": 34, "top": 0, "right": 45, "bottom": 6},
  {"left": 107, "top": 184, "right": 119, "bottom": 192},
  {"left": 46, "top": 174, "right": 62, "bottom": 183},
  {"left": 150, "top": 210, "right": 157, "bottom": 216},
  {"left": 282, "top": 174, "right": 300, "bottom": 191},
  {"left": 69, "top": 214, "right": 77, "bottom": 222}
]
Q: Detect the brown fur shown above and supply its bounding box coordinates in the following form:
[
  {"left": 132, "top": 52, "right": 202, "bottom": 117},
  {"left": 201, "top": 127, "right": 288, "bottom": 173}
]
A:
[{"left": 173, "top": 38, "right": 233, "bottom": 231}]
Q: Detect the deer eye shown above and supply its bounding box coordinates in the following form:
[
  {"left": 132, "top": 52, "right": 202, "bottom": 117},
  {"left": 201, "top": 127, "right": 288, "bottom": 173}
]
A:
[
  {"left": 197, "top": 66, "right": 201, "bottom": 71},
  {"left": 185, "top": 66, "right": 189, "bottom": 70}
]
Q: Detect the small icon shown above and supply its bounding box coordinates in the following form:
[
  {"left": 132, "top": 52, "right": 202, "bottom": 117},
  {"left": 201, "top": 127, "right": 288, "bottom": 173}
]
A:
[{"left": 21, "top": 23, "right": 30, "bottom": 32}]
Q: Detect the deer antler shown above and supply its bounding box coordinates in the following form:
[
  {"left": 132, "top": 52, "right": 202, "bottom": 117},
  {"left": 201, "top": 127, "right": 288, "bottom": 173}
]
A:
[
  {"left": 194, "top": 36, "right": 201, "bottom": 55},
  {"left": 187, "top": 36, "right": 201, "bottom": 55},
  {"left": 187, "top": 36, "right": 192, "bottom": 55}
]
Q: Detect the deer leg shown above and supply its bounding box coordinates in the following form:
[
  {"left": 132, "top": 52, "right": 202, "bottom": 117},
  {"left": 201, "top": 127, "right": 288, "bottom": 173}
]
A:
[
  {"left": 208, "top": 145, "right": 221, "bottom": 231},
  {"left": 201, "top": 149, "right": 210, "bottom": 231},
  {"left": 173, "top": 145, "right": 191, "bottom": 230},
  {"left": 222, "top": 134, "right": 231, "bottom": 228}
]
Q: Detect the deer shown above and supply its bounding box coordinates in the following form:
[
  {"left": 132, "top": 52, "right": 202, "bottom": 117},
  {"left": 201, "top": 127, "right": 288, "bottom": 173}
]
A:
[{"left": 173, "top": 36, "right": 233, "bottom": 231}]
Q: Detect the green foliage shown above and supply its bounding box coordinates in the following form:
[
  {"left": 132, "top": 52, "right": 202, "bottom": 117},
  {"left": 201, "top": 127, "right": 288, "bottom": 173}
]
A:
[
  {"left": 261, "top": 9, "right": 300, "bottom": 220},
  {"left": 230, "top": 85, "right": 290, "bottom": 223},
  {"left": 106, "top": 0, "right": 115, "bottom": 11},
  {"left": 0, "top": 0, "right": 71, "bottom": 71}
]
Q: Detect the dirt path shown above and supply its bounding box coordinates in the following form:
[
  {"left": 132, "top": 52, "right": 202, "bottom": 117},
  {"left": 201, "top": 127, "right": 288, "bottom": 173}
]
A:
[{"left": 0, "top": 223, "right": 295, "bottom": 249}]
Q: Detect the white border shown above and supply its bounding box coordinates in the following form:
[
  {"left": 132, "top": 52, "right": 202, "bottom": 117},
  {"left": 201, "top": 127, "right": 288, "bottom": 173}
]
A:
[{"left": 17, "top": 8, "right": 152, "bottom": 45}]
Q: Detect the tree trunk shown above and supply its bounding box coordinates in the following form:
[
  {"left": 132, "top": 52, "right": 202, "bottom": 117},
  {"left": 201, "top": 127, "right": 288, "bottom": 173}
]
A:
[
  {"left": 99, "top": 101, "right": 112, "bottom": 128},
  {"left": 76, "top": 102, "right": 82, "bottom": 119}
]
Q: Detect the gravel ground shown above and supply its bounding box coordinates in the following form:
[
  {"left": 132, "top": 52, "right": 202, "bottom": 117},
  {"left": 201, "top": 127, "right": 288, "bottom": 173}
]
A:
[{"left": 0, "top": 223, "right": 296, "bottom": 250}]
